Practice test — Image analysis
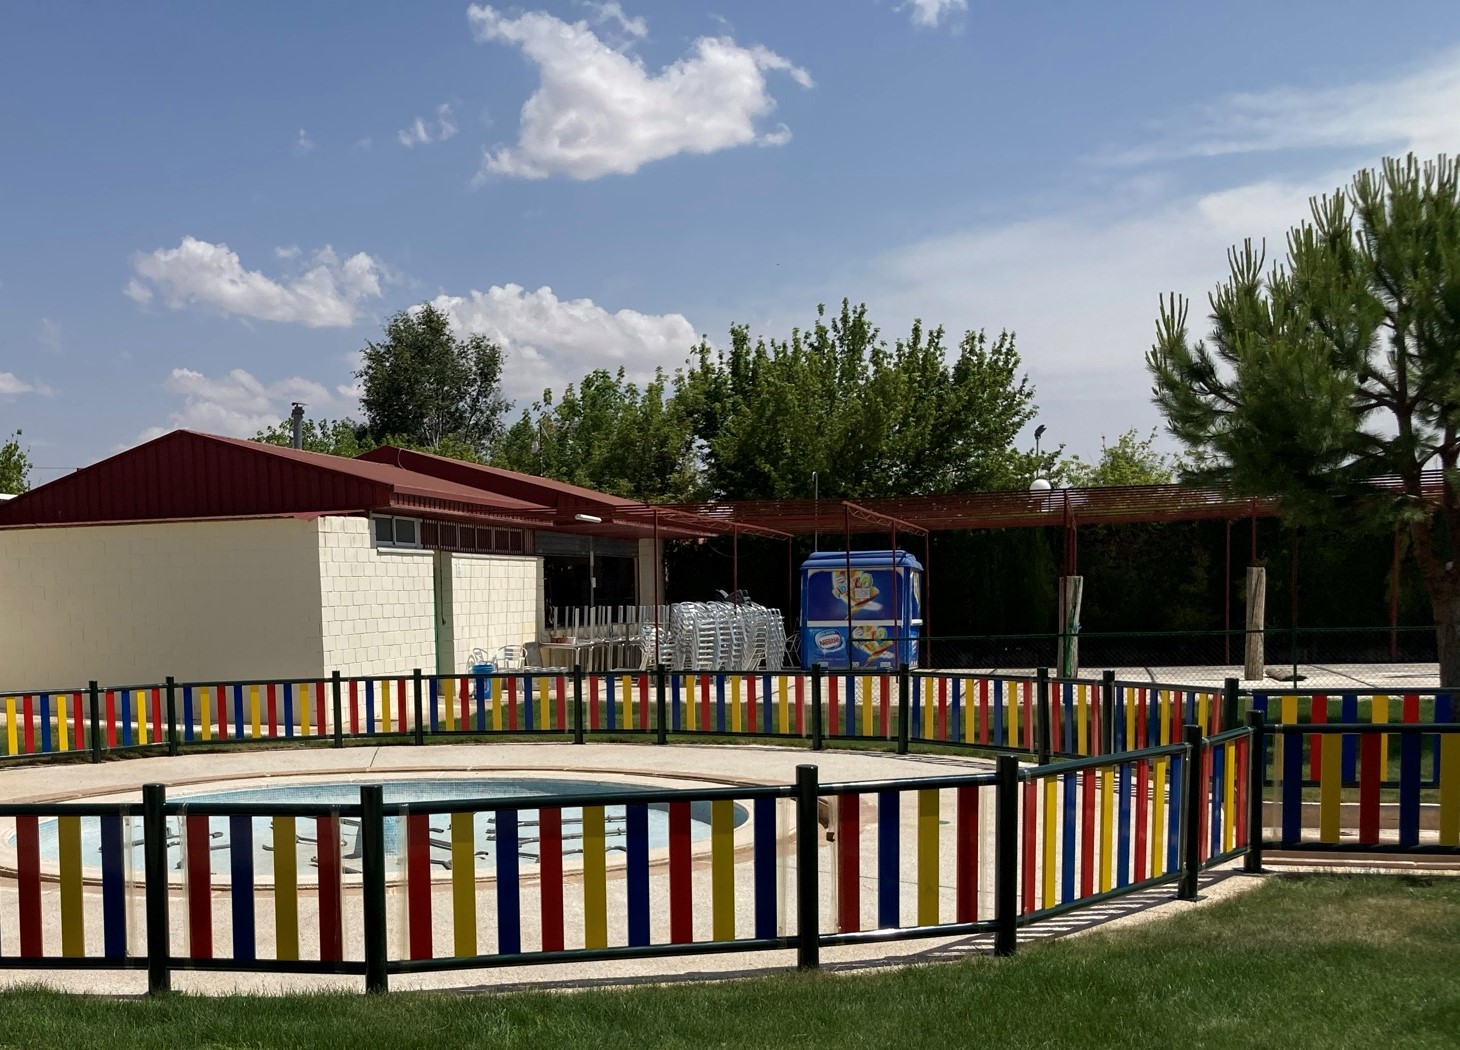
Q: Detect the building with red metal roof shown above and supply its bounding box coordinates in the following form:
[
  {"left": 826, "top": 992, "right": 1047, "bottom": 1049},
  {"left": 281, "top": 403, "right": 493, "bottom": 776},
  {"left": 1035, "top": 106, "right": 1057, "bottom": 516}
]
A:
[{"left": 0, "top": 431, "right": 675, "bottom": 690}]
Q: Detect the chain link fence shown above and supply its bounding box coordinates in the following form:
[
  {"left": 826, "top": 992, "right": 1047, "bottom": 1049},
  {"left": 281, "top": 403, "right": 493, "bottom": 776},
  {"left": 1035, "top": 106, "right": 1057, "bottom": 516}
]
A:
[{"left": 919, "top": 626, "right": 1440, "bottom": 688}]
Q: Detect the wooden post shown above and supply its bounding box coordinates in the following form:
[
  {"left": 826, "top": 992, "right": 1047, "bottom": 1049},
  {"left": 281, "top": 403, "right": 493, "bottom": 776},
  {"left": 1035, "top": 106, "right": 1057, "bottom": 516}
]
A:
[{"left": 1244, "top": 567, "right": 1266, "bottom": 682}]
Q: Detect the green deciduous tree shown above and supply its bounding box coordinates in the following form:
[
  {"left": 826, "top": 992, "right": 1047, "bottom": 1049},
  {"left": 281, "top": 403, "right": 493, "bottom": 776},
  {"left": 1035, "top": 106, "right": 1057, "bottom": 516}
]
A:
[
  {"left": 253, "top": 417, "right": 372, "bottom": 457},
  {"left": 1147, "top": 154, "right": 1460, "bottom": 683},
  {"left": 1063, "top": 429, "right": 1180, "bottom": 487},
  {"left": 0, "top": 429, "right": 31, "bottom": 493},
  {"left": 494, "top": 368, "right": 698, "bottom": 501},
  {"left": 357, "top": 304, "right": 508, "bottom": 457},
  {"left": 678, "top": 300, "right": 1042, "bottom": 500}
]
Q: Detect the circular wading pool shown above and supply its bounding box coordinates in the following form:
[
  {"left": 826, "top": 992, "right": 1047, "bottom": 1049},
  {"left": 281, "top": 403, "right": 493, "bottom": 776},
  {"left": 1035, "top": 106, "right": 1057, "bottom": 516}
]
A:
[{"left": 31, "top": 777, "right": 749, "bottom": 879}]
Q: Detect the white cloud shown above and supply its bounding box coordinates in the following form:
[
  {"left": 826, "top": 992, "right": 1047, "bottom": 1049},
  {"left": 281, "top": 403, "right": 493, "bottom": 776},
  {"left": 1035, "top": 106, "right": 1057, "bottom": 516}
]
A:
[
  {"left": 584, "top": 1, "right": 647, "bottom": 40},
  {"left": 1107, "top": 45, "right": 1460, "bottom": 165},
  {"left": 38, "top": 318, "right": 62, "bottom": 353},
  {"left": 295, "top": 128, "right": 315, "bottom": 155},
  {"left": 429, "top": 283, "right": 697, "bottom": 402},
  {"left": 126, "top": 237, "right": 387, "bottom": 328},
  {"left": 0, "top": 372, "right": 53, "bottom": 397},
  {"left": 844, "top": 47, "right": 1460, "bottom": 459},
  {"left": 899, "top": 0, "right": 967, "bottom": 29},
  {"left": 467, "top": 4, "right": 811, "bottom": 180},
  {"left": 398, "top": 102, "right": 459, "bottom": 147},
  {"left": 274, "top": 245, "right": 301, "bottom": 260},
  {"left": 136, "top": 367, "right": 353, "bottom": 444}
]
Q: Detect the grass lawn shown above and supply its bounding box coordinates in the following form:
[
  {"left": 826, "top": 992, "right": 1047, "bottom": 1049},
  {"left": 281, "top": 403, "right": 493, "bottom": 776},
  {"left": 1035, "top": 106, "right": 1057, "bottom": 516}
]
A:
[{"left": 0, "top": 875, "right": 1457, "bottom": 1049}]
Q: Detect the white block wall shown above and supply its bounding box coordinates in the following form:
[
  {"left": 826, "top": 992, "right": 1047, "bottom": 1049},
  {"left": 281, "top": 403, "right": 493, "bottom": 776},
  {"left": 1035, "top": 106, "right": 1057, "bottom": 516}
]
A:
[
  {"left": 0, "top": 518, "right": 324, "bottom": 690},
  {"left": 637, "top": 537, "right": 663, "bottom": 607},
  {"left": 317, "top": 516, "right": 436, "bottom": 677},
  {"left": 450, "top": 553, "right": 543, "bottom": 673}
]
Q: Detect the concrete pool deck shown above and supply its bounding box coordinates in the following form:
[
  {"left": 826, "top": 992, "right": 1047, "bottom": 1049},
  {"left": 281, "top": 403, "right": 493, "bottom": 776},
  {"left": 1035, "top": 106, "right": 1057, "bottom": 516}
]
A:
[{"left": 0, "top": 742, "right": 1257, "bottom": 996}]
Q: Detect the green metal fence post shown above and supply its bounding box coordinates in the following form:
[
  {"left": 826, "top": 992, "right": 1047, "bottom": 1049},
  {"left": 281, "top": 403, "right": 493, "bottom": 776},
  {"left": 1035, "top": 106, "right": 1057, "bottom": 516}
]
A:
[
  {"left": 1222, "top": 677, "right": 1240, "bottom": 733},
  {"left": 1035, "top": 667, "right": 1052, "bottom": 765},
  {"left": 795, "top": 763, "right": 820, "bottom": 970},
  {"left": 810, "top": 664, "right": 825, "bottom": 752},
  {"left": 412, "top": 669, "right": 425, "bottom": 747},
  {"left": 1244, "top": 709, "right": 1265, "bottom": 874},
  {"left": 994, "top": 754, "right": 1020, "bottom": 957},
  {"left": 1101, "top": 669, "right": 1117, "bottom": 754},
  {"left": 655, "top": 663, "right": 669, "bottom": 745},
  {"left": 142, "top": 783, "right": 171, "bottom": 995},
  {"left": 1180, "top": 723, "right": 1203, "bottom": 901},
  {"left": 165, "top": 676, "right": 179, "bottom": 757},
  {"left": 88, "top": 681, "right": 102, "bottom": 763},
  {"left": 332, "top": 671, "right": 344, "bottom": 749},
  {"left": 896, "top": 663, "right": 911, "bottom": 755},
  {"left": 360, "top": 784, "right": 388, "bottom": 994},
  {"left": 572, "top": 664, "right": 586, "bottom": 745}
]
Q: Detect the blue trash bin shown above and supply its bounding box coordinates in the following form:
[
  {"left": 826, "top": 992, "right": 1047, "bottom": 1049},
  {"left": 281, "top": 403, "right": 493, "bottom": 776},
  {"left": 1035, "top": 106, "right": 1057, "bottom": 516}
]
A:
[{"left": 471, "top": 663, "right": 495, "bottom": 701}]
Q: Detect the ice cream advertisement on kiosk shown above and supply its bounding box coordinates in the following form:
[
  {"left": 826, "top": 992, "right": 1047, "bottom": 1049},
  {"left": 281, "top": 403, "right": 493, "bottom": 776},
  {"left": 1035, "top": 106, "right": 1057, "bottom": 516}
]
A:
[{"left": 799, "top": 551, "right": 922, "bottom": 669}]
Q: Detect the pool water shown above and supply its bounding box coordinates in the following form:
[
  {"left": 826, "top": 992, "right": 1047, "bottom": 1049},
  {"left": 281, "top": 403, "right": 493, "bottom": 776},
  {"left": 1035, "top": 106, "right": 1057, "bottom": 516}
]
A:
[{"left": 36, "top": 778, "right": 747, "bottom": 880}]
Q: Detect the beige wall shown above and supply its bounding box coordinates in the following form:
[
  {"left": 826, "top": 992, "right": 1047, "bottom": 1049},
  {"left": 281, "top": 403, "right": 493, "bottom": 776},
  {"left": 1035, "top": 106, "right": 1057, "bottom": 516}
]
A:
[
  {"left": 448, "top": 552, "right": 542, "bottom": 673},
  {"left": 0, "top": 518, "right": 324, "bottom": 691},
  {"left": 317, "top": 516, "right": 436, "bottom": 678},
  {"left": 637, "top": 537, "right": 664, "bottom": 609}
]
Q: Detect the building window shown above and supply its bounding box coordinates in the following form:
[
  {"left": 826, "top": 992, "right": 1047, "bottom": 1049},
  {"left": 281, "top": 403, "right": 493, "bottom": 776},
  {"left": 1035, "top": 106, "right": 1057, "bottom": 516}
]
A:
[
  {"left": 411, "top": 518, "right": 526, "bottom": 554},
  {"left": 373, "top": 515, "right": 422, "bottom": 548}
]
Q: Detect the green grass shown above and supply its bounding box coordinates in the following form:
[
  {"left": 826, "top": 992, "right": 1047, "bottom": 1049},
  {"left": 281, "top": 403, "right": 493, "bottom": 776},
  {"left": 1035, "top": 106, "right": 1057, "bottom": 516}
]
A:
[{"left": 0, "top": 875, "right": 1456, "bottom": 1049}]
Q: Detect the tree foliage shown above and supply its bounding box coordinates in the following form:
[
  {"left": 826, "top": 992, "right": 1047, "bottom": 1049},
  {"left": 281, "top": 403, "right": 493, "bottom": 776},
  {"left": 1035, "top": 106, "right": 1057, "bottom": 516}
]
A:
[
  {"left": 253, "top": 418, "right": 372, "bottom": 458},
  {"left": 1147, "top": 153, "right": 1460, "bottom": 681},
  {"left": 494, "top": 368, "right": 697, "bottom": 501},
  {"left": 0, "top": 429, "right": 31, "bottom": 493},
  {"left": 1063, "top": 429, "right": 1180, "bottom": 487},
  {"left": 677, "top": 300, "right": 1043, "bottom": 500},
  {"left": 357, "top": 304, "right": 508, "bottom": 457}
]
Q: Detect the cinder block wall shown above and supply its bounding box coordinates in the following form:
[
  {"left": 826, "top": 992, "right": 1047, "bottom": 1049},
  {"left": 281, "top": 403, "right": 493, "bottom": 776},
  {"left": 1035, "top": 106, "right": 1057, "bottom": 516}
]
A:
[
  {"left": 0, "top": 518, "right": 324, "bottom": 690},
  {"left": 317, "top": 516, "right": 436, "bottom": 677},
  {"left": 449, "top": 552, "right": 542, "bottom": 672}
]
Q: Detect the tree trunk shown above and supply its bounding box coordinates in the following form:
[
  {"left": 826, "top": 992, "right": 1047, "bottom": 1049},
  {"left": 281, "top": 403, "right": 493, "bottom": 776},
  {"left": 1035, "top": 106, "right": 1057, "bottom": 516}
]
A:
[{"left": 1435, "top": 592, "right": 1460, "bottom": 689}]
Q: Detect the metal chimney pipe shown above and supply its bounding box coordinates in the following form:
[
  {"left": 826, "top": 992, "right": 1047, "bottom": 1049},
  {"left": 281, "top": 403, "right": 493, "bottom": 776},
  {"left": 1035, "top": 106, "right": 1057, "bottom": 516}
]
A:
[{"left": 290, "top": 403, "right": 305, "bottom": 449}]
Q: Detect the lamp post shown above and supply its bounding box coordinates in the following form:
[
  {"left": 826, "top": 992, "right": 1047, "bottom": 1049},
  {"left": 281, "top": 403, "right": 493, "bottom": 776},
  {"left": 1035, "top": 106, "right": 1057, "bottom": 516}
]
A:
[{"left": 812, "top": 471, "right": 819, "bottom": 552}]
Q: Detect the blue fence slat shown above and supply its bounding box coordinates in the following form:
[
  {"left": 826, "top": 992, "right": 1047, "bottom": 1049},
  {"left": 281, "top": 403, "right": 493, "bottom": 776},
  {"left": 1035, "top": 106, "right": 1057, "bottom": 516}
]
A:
[
  {"left": 1340, "top": 693, "right": 1359, "bottom": 785},
  {"left": 497, "top": 810, "right": 523, "bottom": 954},
  {"left": 878, "top": 790, "right": 899, "bottom": 928},
  {"left": 230, "top": 815, "right": 256, "bottom": 961},
  {"left": 753, "top": 797, "right": 777, "bottom": 939},
  {"left": 1281, "top": 731, "right": 1303, "bottom": 845},
  {"left": 100, "top": 814, "right": 127, "bottom": 958},
  {"left": 1061, "top": 771, "right": 1077, "bottom": 903}
]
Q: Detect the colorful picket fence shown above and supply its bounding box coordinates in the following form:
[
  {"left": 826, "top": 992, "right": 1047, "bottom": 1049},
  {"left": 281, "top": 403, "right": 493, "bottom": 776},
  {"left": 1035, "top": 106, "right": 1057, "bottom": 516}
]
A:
[
  {"left": 0, "top": 717, "right": 1256, "bottom": 990},
  {"left": 390, "top": 784, "right": 796, "bottom": 969},
  {"left": 170, "top": 801, "right": 361, "bottom": 971},
  {"left": 1259, "top": 721, "right": 1460, "bottom": 852},
  {"left": 0, "top": 802, "right": 144, "bottom": 964},
  {"left": 1252, "top": 691, "right": 1454, "bottom": 788},
  {"left": 819, "top": 773, "right": 996, "bottom": 940},
  {"left": 1015, "top": 745, "right": 1187, "bottom": 917}
]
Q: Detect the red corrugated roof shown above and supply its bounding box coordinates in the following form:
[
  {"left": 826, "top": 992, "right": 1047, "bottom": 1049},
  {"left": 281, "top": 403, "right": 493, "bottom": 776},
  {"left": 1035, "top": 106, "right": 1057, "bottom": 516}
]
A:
[
  {"left": 358, "top": 446, "right": 639, "bottom": 509},
  {"left": 0, "top": 430, "right": 554, "bottom": 528}
]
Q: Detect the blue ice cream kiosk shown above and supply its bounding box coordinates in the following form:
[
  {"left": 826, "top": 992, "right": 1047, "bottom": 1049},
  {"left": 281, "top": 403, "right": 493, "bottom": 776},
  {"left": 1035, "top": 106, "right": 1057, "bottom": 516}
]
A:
[{"left": 799, "top": 550, "right": 923, "bottom": 669}]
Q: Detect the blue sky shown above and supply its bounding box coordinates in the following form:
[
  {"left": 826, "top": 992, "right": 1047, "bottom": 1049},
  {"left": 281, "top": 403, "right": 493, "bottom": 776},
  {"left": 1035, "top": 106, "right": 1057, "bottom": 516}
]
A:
[{"left": 3, "top": 0, "right": 1458, "bottom": 487}]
